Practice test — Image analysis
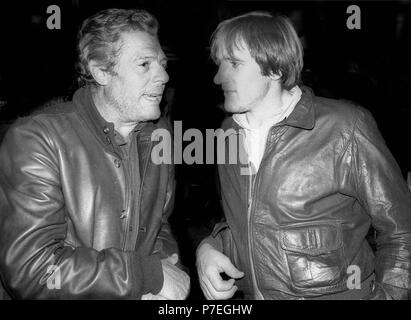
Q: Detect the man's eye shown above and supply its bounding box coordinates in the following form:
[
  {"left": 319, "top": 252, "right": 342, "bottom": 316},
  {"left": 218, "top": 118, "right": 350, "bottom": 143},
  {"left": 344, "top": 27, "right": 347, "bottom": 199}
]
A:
[
  {"left": 230, "top": 60, "right": 239, "bottom": 68},
  {"left": 139, "top": 62, "right": 150, "bottom": 68}
]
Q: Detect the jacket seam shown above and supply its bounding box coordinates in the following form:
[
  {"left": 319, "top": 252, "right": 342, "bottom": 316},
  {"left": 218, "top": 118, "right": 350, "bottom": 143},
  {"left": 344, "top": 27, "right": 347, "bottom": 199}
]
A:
[
  {"left": 335, "top": 109, "right": 360, "bottom": 190},
  {"left": 128, "top": 252, "right": 138, "bottom": 298},
  {"left": 30, "top": 118, "right": 61, "bottom": 179}
]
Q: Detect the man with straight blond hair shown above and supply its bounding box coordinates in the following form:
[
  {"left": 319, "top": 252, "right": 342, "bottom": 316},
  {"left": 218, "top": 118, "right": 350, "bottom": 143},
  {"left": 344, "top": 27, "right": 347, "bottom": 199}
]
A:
[{"left": 196, "top": 11, "right": 411, "bottom": 300}]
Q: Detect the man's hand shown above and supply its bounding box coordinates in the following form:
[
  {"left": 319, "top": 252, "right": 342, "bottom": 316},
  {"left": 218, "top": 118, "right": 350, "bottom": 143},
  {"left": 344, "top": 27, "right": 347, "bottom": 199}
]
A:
[
  {"left": 141, "top": 293, "right": 167, "bottom": 300},
  {"left": 156, "top": 253, "right": 190, "bottom": 300},
  {"left": 196, "top": 243, "right": 244, "bottom": 300}
]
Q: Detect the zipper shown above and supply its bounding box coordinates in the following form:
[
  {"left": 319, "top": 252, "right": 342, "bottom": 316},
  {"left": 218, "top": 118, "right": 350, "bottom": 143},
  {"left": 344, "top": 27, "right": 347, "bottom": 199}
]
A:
[
  {"left": 247, "top": 159, "right": 265, "bottom": 300},
  {"left": 246, "top": 124, "right": 284, "bottom": 300},
  {"left": 247, "top": 167, "right": 264, "bottom": 299}
]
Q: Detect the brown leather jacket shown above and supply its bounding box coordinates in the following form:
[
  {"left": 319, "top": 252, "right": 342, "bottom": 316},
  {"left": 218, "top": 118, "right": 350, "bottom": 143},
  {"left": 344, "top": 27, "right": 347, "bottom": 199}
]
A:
[
  {"left": 206, "top": 87, "right": 411, "bottom": 299},
  {"left": 0, "top": 87, "right": 179, "bottom": 299}
]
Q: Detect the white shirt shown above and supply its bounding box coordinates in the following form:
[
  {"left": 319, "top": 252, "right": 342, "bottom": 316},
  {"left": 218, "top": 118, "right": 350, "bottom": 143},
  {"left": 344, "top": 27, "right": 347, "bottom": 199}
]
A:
[{"left": 233, "top": 86, "right": 302, "bottom": 172}]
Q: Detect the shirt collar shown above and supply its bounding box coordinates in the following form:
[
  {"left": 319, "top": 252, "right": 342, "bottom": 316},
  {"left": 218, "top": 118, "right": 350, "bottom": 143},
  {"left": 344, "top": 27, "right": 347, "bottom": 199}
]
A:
[
  {"left": 233, "top": 85, "right": 305, "bottom": 131},
  {"left": 228, "top": 85, "right": 316, "bottom": 131}
]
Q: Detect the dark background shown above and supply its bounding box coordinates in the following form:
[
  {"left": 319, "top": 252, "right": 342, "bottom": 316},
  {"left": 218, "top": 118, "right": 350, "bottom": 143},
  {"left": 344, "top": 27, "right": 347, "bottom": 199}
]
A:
[{"left": 0, "top": 0, "right": 410, "bottom": 299}]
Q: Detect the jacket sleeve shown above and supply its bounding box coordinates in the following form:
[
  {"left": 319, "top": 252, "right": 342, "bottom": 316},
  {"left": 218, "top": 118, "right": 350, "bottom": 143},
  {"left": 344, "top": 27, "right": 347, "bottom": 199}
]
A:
[
  {"left": 0, "top": 119, "right": 163, "bottom": 299},
  {"left": 348, "top": 108, "right": 411, "bottom": 299},
  {"left": 197, "top": 168, "right": 230, "bottom": 254},
  {"left": 198, "top": 221, "right": 229, "bottom": 253}
]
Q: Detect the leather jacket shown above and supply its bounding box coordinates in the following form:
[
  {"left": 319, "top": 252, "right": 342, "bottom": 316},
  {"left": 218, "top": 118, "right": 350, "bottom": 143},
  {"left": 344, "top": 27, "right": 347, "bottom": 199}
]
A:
[
  {"left": 0, "top": 86, "right": 179, "bottom": 299},
  {"left": 205, "top": 87, "right": 411, "bottom": 299}
]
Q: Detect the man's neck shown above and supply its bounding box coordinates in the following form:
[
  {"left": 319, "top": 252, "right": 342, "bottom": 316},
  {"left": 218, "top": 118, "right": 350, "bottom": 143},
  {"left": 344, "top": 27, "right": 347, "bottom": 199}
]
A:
[
  {"left": 91, "top": 87, "right": 138, "bottom": 142},
  {"left": 245, "top": 88, "right": 292, "bottom": 128}
]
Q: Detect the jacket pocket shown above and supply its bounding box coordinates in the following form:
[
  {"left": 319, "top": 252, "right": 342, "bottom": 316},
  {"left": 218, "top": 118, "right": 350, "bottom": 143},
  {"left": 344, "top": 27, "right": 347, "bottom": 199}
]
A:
[{"left": 280, "top": 221, "right": 346, "bottom": 289}]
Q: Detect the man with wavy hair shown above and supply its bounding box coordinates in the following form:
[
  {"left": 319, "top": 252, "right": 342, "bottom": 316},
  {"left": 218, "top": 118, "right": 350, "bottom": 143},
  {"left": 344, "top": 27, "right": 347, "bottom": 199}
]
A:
[
  {"left": 196, "top": 12, "right": 411, "bottom": 300},
  {"left": 0, "top": 8, "right": 189, "bottom": 299}
]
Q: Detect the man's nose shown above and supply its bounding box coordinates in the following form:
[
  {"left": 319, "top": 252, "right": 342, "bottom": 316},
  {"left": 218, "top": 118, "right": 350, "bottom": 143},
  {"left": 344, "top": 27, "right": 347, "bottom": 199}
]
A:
[
  {"left": 214, "top": 66, "right": 222, "bottom": 85},
  {"left": 155, "top": 64, "right": 169, "bottom": 84},
  {"left": 161, "top": 67, "right": 170, "bottom": 84}
]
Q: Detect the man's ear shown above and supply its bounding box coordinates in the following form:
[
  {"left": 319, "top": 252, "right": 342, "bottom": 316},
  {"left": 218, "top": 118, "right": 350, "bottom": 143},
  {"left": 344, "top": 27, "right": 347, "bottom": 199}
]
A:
[
  {"left": 269, "top": 72, "right": 282, "bottom": 82},
  {"left": 88, "top": 61, "right": 111, "bottom": 86}
]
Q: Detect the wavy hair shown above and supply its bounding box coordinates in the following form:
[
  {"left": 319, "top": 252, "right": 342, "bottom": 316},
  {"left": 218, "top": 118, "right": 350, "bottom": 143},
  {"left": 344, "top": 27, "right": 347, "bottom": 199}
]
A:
[{"left": 76, "top": 8, "right": 158, "bottom": 87}]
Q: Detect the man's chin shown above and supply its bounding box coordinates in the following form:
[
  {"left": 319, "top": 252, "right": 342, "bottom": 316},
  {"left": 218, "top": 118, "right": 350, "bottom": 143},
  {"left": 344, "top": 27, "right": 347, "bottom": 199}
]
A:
[
  {"left": 224, "top": 102, "right": 246, "bottom": 114},
  {"left": 142, "top": 109, "right": 161, "bottom": 122}
]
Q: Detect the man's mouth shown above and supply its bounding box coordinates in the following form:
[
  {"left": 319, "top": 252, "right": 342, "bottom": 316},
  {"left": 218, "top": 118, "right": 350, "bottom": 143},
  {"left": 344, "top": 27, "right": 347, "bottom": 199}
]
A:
[{"left": 143, "top": 92, "right": 163, "bottom": 101}]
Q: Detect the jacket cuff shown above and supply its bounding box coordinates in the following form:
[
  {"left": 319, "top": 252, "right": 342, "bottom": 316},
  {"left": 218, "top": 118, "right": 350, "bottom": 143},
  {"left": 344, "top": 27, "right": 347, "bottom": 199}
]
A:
[
  {"left": 197, "top": 221, "right": 228, "bottom": 253},
  {"left": 133, "top": 253, "right": 163, "bottom": 297},
  {"left": 197, "top": 234, "right": 223, "bottom": 253}
]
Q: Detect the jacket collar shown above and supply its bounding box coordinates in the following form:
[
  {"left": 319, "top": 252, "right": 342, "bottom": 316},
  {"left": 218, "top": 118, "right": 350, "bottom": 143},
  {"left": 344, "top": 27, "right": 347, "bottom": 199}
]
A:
[
  {"left": 283, "top": 86, "right": 315, "bottom": 130},
  {"left": 225, "top": 85, "right": 316, "bottom": 132}
]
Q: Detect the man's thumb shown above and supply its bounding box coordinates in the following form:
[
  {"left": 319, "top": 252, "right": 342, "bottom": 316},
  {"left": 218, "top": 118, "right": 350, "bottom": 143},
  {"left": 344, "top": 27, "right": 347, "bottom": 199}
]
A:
[
  {"left": 167, "top": 253, "right": 179, "bottom": 265},
  {"left": 222, "top": 260, "right": 244, "bottom": 279}
]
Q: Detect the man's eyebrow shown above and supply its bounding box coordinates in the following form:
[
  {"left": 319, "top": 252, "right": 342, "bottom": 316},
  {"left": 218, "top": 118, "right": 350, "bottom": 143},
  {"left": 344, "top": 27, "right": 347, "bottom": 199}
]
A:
[
  {"left": 223, "top": 55, "right": 242, "bottom": 62},
  {"left": 133, "top": 54, "right": 168, "bottom": 63},
  {"left": 134, "top": 55, "right": 156, "bottom": 61}
]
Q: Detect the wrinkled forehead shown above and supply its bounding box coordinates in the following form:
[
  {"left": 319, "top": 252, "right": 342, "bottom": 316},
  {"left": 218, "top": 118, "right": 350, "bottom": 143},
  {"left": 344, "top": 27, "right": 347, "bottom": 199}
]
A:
[
  {"left": 119, "top": 31, "right": 166, "bottom": 59},
  {"left": 212, "top": 32, "right": 249, "bottom": 62}
]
